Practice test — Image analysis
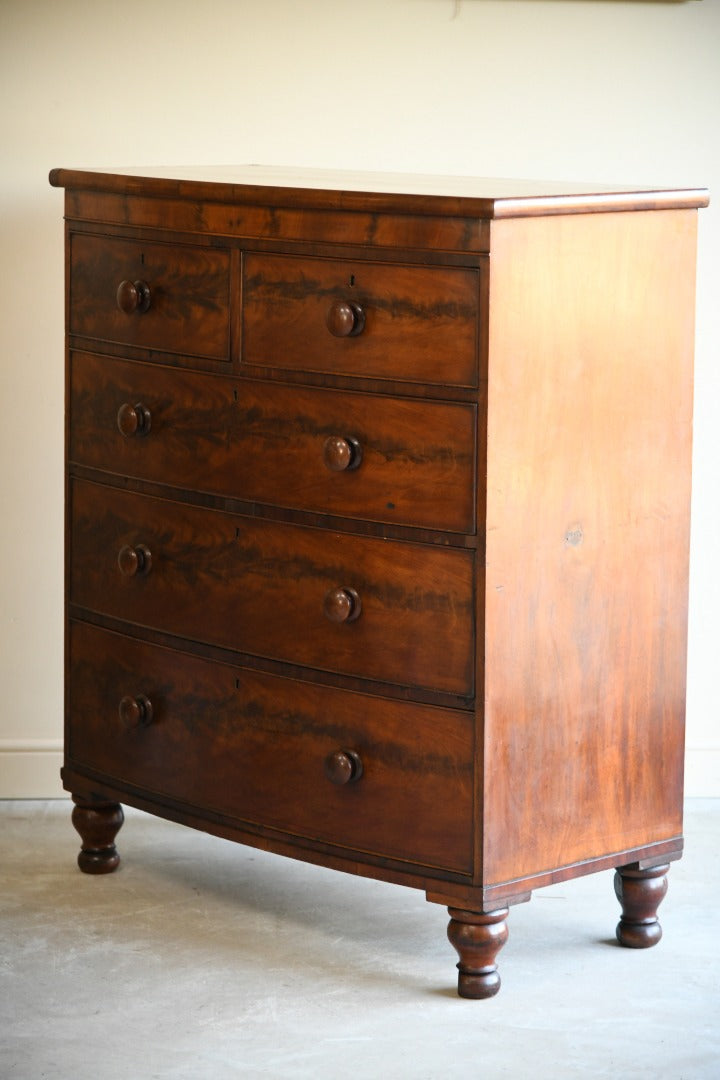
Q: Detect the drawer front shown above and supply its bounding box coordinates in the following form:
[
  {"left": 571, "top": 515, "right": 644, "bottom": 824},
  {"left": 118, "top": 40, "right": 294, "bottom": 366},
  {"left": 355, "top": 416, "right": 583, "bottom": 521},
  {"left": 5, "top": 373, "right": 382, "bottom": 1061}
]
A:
[
  {"left": 67, "top": 622, "right": 474, "bottom": 874},
  {"left": 69, "top": 352, "right": 476, "bottom": 533},
  {"left": 70, "top": 479, "right": 475, "bottom": 697},
  {"left": 69, "top": 233, "right": 231, "bottom": 360},
  {"left": 243, "top": 253, "right": 479, "bottom": 386}
]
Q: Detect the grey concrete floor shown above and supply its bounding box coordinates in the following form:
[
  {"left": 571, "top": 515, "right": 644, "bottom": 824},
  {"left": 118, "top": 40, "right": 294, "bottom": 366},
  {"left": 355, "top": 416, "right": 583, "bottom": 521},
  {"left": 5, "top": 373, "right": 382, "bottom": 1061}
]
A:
[{"left": 1, "top": 800, "right": 718, "bottom": 1080}]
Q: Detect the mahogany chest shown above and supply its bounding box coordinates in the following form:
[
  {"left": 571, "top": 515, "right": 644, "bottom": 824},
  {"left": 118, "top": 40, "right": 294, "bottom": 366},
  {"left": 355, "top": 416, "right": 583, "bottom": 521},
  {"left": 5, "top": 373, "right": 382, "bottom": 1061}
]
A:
[{"left": 50, "top": 166, "right": 707, "bottom": 996}]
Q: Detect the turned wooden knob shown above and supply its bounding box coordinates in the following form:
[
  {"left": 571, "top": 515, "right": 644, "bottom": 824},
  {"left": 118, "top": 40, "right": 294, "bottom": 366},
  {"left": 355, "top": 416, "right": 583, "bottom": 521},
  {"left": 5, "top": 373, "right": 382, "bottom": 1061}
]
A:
[
  {"left": 117, "top": 544, "right": 152, "bottom": 577},
  {"left": 326, "top": 299, "right": 365, "bottom": 338},
  {"left": 118, "top": 694, "right": 153, "bottom": 726},
  {"left": 323, "top": 586, "right": 362, "bottom": 623},
  {"left": 117, "top": 402, "right": 151, "bottom": 437},
  {"left": 324, "top": 749, "right": 363, "bottom": 785},
  {"left": 322, "top": 435, "right": 363, "bottom": 472},
  {"left": 116, "top": 278, "right": 151, "bottom": 314}
]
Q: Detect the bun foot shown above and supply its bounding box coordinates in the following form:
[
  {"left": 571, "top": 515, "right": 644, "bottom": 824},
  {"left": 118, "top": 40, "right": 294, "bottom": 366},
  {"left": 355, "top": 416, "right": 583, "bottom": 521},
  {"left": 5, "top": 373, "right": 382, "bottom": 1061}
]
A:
[
  {"left": 71, "top": 797, "right": 124, "bottom": 874},
  {"left": 447, "top": 906, "right": 509, "bottom": 998},
  {"left": 614, "top": 863, "right": 669, "bottom": 948}
]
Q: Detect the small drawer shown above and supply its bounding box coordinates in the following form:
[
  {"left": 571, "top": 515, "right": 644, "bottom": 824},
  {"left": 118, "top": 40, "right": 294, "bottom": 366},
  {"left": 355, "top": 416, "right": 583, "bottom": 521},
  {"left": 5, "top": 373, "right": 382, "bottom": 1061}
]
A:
[
  {"left": 69, "top": 352, "right": 476, "bottom": 533},
  {"left": 69, "top": 233, "right": 231, "bottom": 360},
  {"left": 67, "top": 622, "right": 474, "bottom": 874},
  {"left": 69, "top": 479, "right": 475, "bottom": 697},
  {"left": 242, "top": 253, "right": 479, "bottom": 386}
]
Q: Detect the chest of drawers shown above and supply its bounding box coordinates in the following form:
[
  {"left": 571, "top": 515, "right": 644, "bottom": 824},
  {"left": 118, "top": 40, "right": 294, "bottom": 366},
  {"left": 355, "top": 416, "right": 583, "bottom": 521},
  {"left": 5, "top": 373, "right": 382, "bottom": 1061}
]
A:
[{"left": 50, "top": 166, "right": 707, "bottom": 997}]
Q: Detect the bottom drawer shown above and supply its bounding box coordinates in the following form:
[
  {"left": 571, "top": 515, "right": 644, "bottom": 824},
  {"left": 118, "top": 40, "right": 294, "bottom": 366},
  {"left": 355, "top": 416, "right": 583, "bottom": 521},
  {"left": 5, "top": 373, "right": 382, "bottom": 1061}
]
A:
[{"left": 67, "top": 622, "right": 474, "bottom": 875}]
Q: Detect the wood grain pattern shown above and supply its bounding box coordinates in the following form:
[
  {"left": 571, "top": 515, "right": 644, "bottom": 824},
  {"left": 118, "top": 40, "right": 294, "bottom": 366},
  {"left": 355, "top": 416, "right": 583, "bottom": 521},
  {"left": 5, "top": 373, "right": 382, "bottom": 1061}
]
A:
[
  {"left": 68, "top": 621, "right": 474, "bottom": 873},
  {"left": 69, "top": 478, "right": 475, "bottom": 696},
  {"left": 69, "top": 351, "right": 477, "bottom": 532},
  {"left": 62, "top": 191, "right": 491, "bottom": 256},
  {"left": 70, "top": 233, "right": 231, "bottom": 359},
  {"left": 50, "top": 165, "right": 709, "bottom": 218},
  {"left": 481, "top": 209, "right": 696, "bottom": 885},
  {"left": 52, "top": 165, "right": 704, "bottom": 997},
  {"left": 243, "top": 253, "right": 479, "bottom": 386}
]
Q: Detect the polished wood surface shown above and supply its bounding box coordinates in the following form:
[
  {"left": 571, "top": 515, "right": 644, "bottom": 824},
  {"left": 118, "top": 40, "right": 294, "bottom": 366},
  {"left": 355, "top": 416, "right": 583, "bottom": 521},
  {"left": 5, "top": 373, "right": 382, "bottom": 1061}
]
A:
[
  {"left": 447, "top": 907, "right": 509, "bottom": 999},
  {"left": 71, "top": 798, "right": 124, "bottom": 874},
  {"left": 482, "top": 209, "right": 696, "bottom": 885},
  {"left": 53, "top": 165, "right": 705, "bottom": 997},
  {"left": 70, "top": 233, "right": 230, "bottom": 359},
  {"left": 243, "top": 253, "right": 479, "bottom": 385},
  {"left": 69, "top": 477, "right": 475, "bottom": 695},
  {"left": 68, "top": 621, "right": 474, "bottom": 874},
  {"left": 69, "top": 350, "right": 477, "bottom": 532},
  {"left": 63, "top": 191, "right": 491, "bottom": 255},
  {"left": 614, "top": 864, "right": 670, "bottom": 948},
  {"left": 50, "top": 164, "right": 709, "bottom": 218}
]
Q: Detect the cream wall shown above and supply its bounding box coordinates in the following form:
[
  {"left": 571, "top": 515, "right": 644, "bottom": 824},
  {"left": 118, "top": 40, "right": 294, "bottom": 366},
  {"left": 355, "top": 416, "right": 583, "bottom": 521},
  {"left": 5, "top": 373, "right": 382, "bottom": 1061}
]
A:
[{"left": 1, "top": 0, "right": 718, "bottom": 797}]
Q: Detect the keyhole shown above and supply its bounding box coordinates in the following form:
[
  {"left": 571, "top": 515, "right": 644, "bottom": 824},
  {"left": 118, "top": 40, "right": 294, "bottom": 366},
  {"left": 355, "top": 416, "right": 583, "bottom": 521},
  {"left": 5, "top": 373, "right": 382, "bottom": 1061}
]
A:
[{"left": 349, "top": 274, "right": 355, "bottom": 287}]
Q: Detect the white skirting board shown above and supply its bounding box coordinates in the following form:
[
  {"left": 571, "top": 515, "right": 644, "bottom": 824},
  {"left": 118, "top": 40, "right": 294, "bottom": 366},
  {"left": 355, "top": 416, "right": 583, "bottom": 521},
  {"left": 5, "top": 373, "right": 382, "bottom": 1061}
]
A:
[
  {"left": 0, "top": 742, "right": 66, "bottom": 799},
  {"left": 684, "top": 747, "right": 720, "bottom": 800},
  {"left": 0, "top": 742, "right": 718, "bottom": 800}
]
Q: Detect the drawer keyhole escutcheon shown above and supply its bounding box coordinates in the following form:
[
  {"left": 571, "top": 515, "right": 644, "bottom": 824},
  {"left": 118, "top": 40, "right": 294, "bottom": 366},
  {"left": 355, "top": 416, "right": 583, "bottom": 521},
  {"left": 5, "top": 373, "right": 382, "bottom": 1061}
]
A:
[
  {"left": 116, "top": 278, "right": 152, "bottom": 314},
  {"left": 323, "top": 586, "right": 362, "bottom": 624},
  {"left": 117, "top": 544, "right": 152, "bottom": 577},
  {"left": 322, "top": 435, "right": 363, "bottom": 472},
  {"left": 324, "top": 749, "right": 363, "bottom": 786},
  {"left": 326, "top": 299, "right": 365, "bottom": 338},
  {"left": 117, "top": 402, "right": 152, "bottom": 438},
  {"left": 118, "top": 694, "right": 153, "bottom": 727}
]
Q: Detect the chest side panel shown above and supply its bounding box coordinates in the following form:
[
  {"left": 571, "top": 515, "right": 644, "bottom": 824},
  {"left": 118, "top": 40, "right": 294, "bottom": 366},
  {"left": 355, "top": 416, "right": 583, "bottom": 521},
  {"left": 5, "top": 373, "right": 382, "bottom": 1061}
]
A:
[{"left": 482, "top": 209, "right": 696, "bottom": 886}]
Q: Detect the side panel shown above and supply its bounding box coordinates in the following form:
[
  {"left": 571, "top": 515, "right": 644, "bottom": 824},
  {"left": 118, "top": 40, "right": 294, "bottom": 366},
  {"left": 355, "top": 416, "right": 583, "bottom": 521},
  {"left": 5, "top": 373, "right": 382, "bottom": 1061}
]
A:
[{"left": 483, "top": 209, "right": 697, "bottom": 885}]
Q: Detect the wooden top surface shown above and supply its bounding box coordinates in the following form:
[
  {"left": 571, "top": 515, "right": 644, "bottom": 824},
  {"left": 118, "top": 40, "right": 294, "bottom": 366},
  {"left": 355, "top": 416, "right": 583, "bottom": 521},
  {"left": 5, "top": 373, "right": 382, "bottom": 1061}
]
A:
[{"left": 49, "top": 165, "right": 709, "bottom": 219}]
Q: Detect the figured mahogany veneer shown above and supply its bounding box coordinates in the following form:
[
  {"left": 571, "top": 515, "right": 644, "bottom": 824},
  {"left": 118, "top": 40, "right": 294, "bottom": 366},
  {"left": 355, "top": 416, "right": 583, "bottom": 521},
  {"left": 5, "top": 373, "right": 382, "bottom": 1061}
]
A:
[
  {"left": 52, "top": 164, "right": 707, "bottom": 998},
  {"left": 242, "top": 252, "right": 479, "bottom": 385},
  {"left": 69, "top": 350, "right": 477, "bottom": 532},
  {"left": 70, "top": 233, "right": 231, "bottom": 359},
  {"left": 68, "top": 621, "right": 473, "bottom": 873},
  {"left": 69, "top": 477, "right": 475, "bottom": 696}
]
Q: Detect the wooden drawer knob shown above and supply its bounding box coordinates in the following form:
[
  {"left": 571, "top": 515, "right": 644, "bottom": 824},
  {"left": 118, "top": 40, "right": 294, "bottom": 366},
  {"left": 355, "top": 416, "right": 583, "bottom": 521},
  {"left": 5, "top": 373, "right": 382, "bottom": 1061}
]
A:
[
  {"left": 117, "top": 402, "right": 151, "bottom": 437},
  {"left": 116, "top": 279, "right": 151, "bottom": 314},
  {"left": 326, "top": 299, "right": 365, "bottom": 338},
  {"left": 324, "top": 749, "right": 363, "bottom": 785},
  {"left": 117, "top": 544, "right": 152, "bottom": 577},
  {"left": 322, "top": 435, "right": 363, "bottom": 472},
  {"left": 324, "top": 586, "right": 362, "bottom": 624},
  {"left": 118, "top": 694, "right": 153, "bottom": 726}
]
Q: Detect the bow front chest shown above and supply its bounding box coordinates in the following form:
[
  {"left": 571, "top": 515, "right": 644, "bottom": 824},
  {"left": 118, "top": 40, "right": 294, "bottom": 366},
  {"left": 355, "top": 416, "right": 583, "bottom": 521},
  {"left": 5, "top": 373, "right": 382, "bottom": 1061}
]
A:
[{"left": 50, "top": 166, "right": 707, "bottom": 996}]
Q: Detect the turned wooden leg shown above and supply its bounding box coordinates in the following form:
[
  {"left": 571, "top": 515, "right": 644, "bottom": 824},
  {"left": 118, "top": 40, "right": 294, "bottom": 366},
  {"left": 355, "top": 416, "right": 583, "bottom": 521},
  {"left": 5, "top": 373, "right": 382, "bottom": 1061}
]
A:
[
  {"left": 614, "top": 863, "right": 669, "bottom": 948},
  {"left": 71, "top": 797, "right": 124, "bottom": 874},
  {"left": 447, "top": 906, "right": 509, "bottom": 999}
]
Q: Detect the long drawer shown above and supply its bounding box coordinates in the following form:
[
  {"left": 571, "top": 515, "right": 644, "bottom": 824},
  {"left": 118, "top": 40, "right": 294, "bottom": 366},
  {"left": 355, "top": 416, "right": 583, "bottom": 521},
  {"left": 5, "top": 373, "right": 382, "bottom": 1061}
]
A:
[
  {"left": 69, "top": 233, "right": 231, "bottom": 359},
  {"left": 69, "top": 479, "right": 475, "bottom": 697},
  {"left": 67, "top": 622, "right": 474, "bottom": 874},
  {"left": 242, "top": 252, "right": 479, "bottom": 386},
  {"left": 69, "top": 351, "right": 477, "bottom": 533}
]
